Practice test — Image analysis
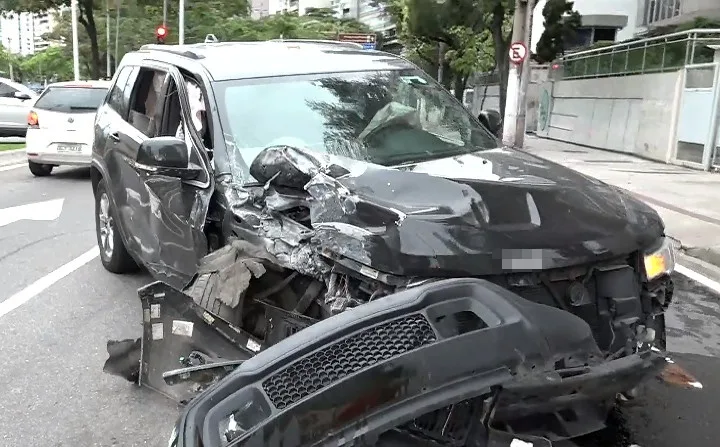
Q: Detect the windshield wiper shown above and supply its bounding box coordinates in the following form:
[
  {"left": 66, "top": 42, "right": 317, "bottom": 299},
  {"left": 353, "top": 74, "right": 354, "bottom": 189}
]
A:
[{"left": 69, "top": 106, "right": 99, "bottom": 110}]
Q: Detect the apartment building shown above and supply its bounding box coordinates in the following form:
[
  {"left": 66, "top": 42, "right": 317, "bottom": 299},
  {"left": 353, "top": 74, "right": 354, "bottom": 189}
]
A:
[
  {"left": 333, "top": 0, "right": 398, "bottom": 45},
  {"left": 268, "top": 0, "right": 332, "bottom": 15},
  {"left": 639, "top": 0, "right": 720, "bottom": 28},
  {"left": 0, "top": 10, "right": 57, "bottom": 56},
  {"left": 251, "top": 0, "right": 270, "bottom": 18},
  {"left": 531, "top": 0, "right": 641, "bottom": 52}
]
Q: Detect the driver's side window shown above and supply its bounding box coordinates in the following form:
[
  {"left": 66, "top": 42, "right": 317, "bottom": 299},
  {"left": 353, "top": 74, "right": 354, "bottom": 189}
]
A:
[{"left": 158, "top": 75, "right": 211, "bottom": 151}]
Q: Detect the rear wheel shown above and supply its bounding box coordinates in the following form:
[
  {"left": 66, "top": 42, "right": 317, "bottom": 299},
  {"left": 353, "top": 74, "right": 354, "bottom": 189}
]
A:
[
  {"left": 28, "top": 161, "right": 53, "bottom": 177},
  {"left": 95, "top": 179, "right": 137, "bottom": 273}
]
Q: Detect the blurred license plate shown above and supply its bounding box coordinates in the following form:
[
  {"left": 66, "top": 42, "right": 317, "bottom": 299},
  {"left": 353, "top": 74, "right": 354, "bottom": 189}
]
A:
[{"left": 57, "top": 144, "right": 81, "bottom": 153}]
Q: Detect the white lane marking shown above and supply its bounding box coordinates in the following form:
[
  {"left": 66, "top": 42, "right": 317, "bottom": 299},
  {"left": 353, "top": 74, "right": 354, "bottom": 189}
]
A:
[
  {"left": 676, "top": 264, "right": 720, "bottom": 294},
  {"left": 0, "top": 246, "right": 99, "bottom": 319},
  {"left": 0, "top": 198, "right": 64, "bottom": 228},
  {"left": 0, "top": 163, "right": 25, "bottom": 172}
]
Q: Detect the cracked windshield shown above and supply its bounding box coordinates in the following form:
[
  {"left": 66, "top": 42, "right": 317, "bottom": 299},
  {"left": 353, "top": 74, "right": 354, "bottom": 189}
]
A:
[{"left": 0, "top": 0, "right": 717, "bottom": 446}]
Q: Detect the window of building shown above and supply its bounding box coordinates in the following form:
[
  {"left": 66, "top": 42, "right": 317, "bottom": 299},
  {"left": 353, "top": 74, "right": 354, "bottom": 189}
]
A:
[{"left": 643, "top": 0, "right": 681, "bottom": 25}]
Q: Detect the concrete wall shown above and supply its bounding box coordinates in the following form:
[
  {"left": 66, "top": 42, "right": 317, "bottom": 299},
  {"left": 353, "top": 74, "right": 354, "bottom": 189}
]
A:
[
  {"left": 470, "top": 65, "right": 550, "bottom": 134},
  {"left": 535, "top": 71, "right": 683, "bottom": 161}
]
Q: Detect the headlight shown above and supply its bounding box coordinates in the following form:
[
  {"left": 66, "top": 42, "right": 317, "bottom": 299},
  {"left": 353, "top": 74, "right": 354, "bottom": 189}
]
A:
[
  {"left": 167, "top": 426, "right": 178, "bottom": 447},
  {"left": 644, "top": 237, "right": 675, "bottom": 280}
]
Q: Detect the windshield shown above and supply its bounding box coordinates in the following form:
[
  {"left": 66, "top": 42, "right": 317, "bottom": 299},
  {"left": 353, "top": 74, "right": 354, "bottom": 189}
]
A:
[
  {"left": 34, "top": 86, "right": 108, "bottom": 113},
  {"left": 215, "top": 69, "right": 498, "bottom": 177}
]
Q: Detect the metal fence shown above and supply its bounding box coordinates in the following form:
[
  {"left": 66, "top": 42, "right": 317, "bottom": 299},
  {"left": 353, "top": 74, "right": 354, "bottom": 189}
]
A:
[{"left": 555, "top": 29, "right": 720, "bottom": 80}]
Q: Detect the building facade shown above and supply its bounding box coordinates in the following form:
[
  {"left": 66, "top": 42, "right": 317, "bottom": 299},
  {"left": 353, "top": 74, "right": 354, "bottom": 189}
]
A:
[
  {"left": 251, "top": 0, "right": 270, "bottom": 18},
  {"left": 268, "top": 0, "right": 333, "bottom": 15},
  {"left": 639, "top": 0, "right": 720, "bottom": 29},
  {"left": 0, "top": 10, "right": 57, "bottom": 56},
  {"left": 531, "top": 0, "right": 642, "bottom": 52}
]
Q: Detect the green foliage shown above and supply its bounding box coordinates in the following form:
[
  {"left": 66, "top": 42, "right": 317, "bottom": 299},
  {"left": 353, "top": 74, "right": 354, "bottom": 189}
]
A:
[
  {"left": 0, "top": 0, "right": 367, "bottom": 80},
  {"left": 21, "top": 46, "right": 73, "bottom": 81},
  {"left": 534, "top": 0, "right": 581, "bottom": 63}
]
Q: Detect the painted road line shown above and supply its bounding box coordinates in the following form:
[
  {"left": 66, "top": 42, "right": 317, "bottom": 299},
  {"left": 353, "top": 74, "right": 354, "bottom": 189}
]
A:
[
  {"left": 0, "top": 246, "right": 99, "bottom": 319},
  {"left": 0, "top": 163, "right": 25, "bottom": 172},
  {"left": 0, "top": 198, "right": 64, "bottom": 228},
  {"left": 677, "top": 264, "right": 720, "bottom": 295}
]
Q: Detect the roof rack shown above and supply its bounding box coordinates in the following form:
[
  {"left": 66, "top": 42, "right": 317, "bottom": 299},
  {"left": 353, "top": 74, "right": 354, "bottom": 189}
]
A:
[
  {"left": 266, "top": 38, "right": 364, "bottom": 50},
  {"left": 138, "top": 44, "right": 204, "bottom": 59}
]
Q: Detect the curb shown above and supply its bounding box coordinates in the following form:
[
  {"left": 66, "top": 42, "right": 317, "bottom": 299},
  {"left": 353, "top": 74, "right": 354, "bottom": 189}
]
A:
[
  {"left": 682, "top": 246, "right": 720, "bottom": 270},
  {"left": 0, "top": 147, "right": 26, "bottom": 167}
]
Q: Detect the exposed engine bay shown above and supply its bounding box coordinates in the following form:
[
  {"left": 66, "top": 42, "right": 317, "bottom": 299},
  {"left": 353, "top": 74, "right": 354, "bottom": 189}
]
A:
[{"left": 105, "top": 144, "right": 675, "bottom": 442}]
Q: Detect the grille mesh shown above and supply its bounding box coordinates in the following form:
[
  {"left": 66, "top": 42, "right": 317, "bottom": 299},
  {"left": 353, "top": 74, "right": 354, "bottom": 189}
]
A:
[{"left": 262, "top": 313, "right": 437, "bottom": 409}]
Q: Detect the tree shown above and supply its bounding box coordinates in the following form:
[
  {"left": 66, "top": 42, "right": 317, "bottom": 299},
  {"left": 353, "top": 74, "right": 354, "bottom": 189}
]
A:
[
  {"left": 0, "top": 0, "right": 253, "bottom": 79},
  {"left": 21, "top": 45, "right": 73, "bottom": 81},
  {"left": 377, "top": 0, "right": 490, "bottom": 99},
  {"left": 42, "top": 2, "right": 367, "bottom": 80},
  {"left": 534, "top": 0, "right": 581, "bottom": 63},
  {"left": 0, "top": 0, "right": 107, "bottom": 78}
]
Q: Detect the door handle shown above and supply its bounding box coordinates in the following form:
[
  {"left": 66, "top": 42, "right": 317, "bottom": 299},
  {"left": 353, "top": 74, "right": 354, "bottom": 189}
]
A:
[{"left": 109, "top": 132, "right": 120, "bottom": 142}]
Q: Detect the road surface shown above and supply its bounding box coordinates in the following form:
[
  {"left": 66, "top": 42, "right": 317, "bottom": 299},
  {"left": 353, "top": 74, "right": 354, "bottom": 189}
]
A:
[{"left": 0, "top": 164, "right": 717, "bottom": 446}]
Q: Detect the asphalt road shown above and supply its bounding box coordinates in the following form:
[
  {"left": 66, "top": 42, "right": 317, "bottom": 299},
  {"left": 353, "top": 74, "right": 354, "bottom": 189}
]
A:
[{"left": 0, "top": 164, "right": 718, "bottom": 447}]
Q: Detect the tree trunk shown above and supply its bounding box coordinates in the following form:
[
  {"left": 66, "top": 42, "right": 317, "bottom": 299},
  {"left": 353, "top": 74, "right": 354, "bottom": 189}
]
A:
[
  {"left": 491, "top": 5, "right": 510, "bottom": 118},
  {"left": 453, "top": 74, "right": 466, "bottom": 102},
  {"left": 79, "top": 0, "right": 101, "bottom": 79},
  {"left": 437, "top": 43, "right": 447, "bottom": 83}
]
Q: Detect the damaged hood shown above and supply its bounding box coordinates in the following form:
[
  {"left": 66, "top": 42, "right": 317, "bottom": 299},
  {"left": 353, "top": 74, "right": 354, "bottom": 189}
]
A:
[{"left": 250, "top": 146, "right": 664, "bottom": 277}]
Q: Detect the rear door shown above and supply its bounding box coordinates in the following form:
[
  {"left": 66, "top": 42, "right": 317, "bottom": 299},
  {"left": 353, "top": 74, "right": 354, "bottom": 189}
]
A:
[{"left": 31, "top": 85, "right": 109, "bottom": 153}]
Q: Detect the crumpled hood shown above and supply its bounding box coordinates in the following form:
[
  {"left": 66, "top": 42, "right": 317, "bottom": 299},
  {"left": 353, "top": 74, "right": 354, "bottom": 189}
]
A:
[
  {"left": 248, "top": 145, "right": 664, "bottom": 278},
  {"left": 308, "top": 149, "right": 663, "bottom": 277}
]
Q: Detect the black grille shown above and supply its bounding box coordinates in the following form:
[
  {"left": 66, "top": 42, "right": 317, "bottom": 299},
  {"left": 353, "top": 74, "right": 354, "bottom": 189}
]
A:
[{"left": 262, "top": 313, "right": 437, "bottom": 409}]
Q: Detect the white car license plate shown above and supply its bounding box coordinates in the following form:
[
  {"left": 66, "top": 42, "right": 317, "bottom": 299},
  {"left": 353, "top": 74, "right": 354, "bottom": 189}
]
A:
[{"left": 57, "top": 144, "right": 82, "bottom": 153}]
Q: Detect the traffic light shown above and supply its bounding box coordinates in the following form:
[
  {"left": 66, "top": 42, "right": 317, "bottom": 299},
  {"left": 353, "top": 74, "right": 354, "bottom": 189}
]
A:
[{"left": 155, "top": 25, "right": 168, "bottom": 44}]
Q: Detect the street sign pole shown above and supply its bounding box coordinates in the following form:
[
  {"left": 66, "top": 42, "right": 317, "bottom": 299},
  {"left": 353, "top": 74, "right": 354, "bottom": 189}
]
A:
[
  {"left": 502, "top": 0, "right": 535, "bottom": 148},
  {"left": 515, "top": 3, "right": 535, "bottom": 148}
]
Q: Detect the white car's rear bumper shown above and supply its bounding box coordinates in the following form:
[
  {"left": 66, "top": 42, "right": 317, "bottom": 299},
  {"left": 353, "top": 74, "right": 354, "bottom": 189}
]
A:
[{"left": 25, "top": 127, "right": 93, "bottom": 166}]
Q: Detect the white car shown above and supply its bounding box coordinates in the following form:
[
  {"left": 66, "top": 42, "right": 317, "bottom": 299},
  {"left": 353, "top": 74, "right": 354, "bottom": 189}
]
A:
[
  {"left": 25, "top": 80, "right": 111, "bottom": 176},
  {"left": 0, "top": 77, "right": 38, "bottom": 137}
]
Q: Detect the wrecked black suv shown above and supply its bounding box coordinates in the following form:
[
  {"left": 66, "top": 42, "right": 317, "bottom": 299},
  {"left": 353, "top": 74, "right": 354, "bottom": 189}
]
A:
[{"left": 92, "top": 40, "right": 676, "bottom": 446}]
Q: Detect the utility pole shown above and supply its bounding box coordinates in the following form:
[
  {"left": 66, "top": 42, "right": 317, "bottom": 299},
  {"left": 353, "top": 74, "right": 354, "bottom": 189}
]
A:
[
  {"left": 502, "top": 0, "right": 536, "bottom": 148},
  {"left": 515, "top": 0, "right": 535, "bottom": 148},
  {"left": 106, "top": 0, "right": 111, "bottom": 78},
  {"left": 179, "top": 0, "right": 185, "bottom": 45},
  {"left": 71, "top": 0, "right": 80, "bottom": 81},
  {"left": 114, "top": 0, "right": 121, "bottom": 71},
  {"left": 163, "top": 0, "right": 168, "bottom": 27}
]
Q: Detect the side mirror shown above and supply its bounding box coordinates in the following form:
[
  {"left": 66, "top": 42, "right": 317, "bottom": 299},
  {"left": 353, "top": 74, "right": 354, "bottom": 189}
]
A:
[
  {"left": 136, "top": 136, "right": 202, "bottom": 180},
  {"left": 13, "top": 91, "right": 32, "bottom": 101},
  {"left": 478, "top": 109, "right": 503, "bottom": 138}
]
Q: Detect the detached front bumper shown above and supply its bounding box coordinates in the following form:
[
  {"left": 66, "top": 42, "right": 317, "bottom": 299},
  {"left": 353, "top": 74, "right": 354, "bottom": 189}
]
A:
[{"left": 150, "top": 278, "right": 668, "bottom": 447}]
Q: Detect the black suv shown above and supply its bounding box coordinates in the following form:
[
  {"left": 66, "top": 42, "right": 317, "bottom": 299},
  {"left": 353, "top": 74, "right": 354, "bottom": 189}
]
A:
[{"left": 94, "top": 40, "right": 675, "bottom": 446}]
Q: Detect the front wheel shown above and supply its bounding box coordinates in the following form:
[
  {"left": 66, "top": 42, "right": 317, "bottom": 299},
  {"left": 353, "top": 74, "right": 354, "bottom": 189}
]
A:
[
  {"left": 95, "top": 179, "right": 137, "bottom": 273},
  {"left": 28, "top": 161, "right": 53, "bottom": 177}
]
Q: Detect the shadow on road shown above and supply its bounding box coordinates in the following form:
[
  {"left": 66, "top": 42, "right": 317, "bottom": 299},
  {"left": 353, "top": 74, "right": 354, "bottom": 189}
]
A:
[{"left": 51, "top": 166, "right": 92, "bottom": 181}]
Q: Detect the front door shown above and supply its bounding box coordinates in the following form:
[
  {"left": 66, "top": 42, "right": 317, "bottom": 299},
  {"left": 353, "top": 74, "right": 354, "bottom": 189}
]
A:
[
  {"left": 103, "top": 62, "right": 214, "bottom": 290},
  {"left": 0, "top": 81, "right": 31, "bottom": 132}
]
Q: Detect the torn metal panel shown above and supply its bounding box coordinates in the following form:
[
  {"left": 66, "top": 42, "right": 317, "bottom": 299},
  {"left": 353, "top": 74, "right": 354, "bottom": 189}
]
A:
[{"left": 137, "top": 281, "right": 257, "bottom": 404}]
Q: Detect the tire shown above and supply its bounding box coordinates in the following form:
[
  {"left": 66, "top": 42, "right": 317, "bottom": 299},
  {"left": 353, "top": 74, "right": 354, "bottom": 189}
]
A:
[
  {"left": 95, "top": 179, "right": 137, "bottom": 273},
  {"left": 28, "top": 161, "right": 53, "bottom": 177}
]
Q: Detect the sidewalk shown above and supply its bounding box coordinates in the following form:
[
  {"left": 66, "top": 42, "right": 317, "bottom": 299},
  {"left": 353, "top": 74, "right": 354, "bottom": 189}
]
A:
[{"left": 523, "top": 136, "right": 720, "bottom": 267}]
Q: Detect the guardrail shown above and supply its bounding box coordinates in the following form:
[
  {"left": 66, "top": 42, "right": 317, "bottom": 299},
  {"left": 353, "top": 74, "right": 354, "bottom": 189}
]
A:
[{"left": 556, "top": 28, "right": 720, "bottom": 80}]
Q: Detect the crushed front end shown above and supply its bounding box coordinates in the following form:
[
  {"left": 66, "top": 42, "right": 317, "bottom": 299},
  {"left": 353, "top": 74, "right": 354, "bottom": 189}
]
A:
[
  {"left": 104, "top": 145, "right": 676, "bottom": 443},
  {"left": 165, "top": 278, "right": 668, "bottom": 447}
]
